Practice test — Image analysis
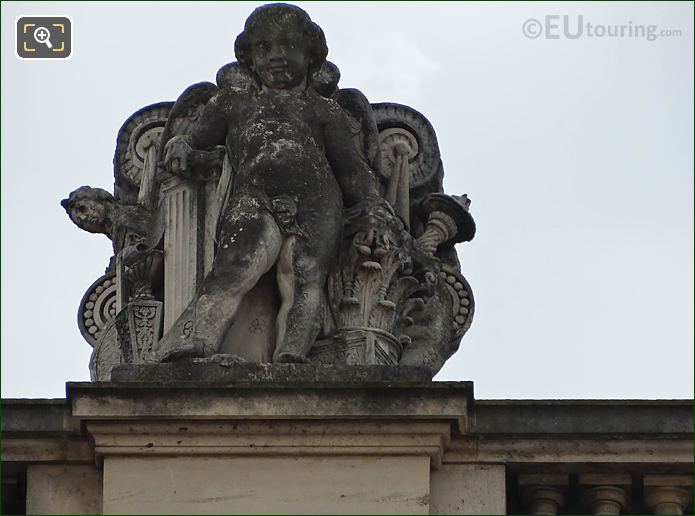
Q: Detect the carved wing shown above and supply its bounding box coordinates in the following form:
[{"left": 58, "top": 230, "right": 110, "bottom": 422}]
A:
[
  {"left": 215, "top": 61, "right": 256, "bottom": 91},
  {"left": 157, "top": 81, "right": 219, "bottom": 161},
  {"left": 332, "top": 88, "right": 382, "bottom": 174}
]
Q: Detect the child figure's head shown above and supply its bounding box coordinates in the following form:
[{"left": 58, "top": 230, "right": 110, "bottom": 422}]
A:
[
  {"left": 235, "top": 3, "right": 328, "bottom": 90},
  {"left": 61, "top": 186, "right": 114, "bottom": 236}
]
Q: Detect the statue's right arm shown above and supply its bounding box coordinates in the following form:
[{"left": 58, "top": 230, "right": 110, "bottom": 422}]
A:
[
  {"left": 165, "top": 92, "right": 229, "bottom": 175},
  {"left": 188, "top": 93, "right": 228, "bottom": 150}
]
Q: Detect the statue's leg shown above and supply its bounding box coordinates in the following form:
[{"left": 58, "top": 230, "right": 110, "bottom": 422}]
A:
[
  {"left": 273, "top": 229, "right": 339, "bottom": 363},
  {"left": 157, "top": 200, "right": 282, "bottom": 361}
]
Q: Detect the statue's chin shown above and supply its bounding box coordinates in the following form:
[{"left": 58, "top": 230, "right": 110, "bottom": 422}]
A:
[
  {"left": 73, "top": 223, "right": 103, "bottom": 235},
  {"left": 81, "top": 225, "right": 107, "bottom": 235},
  {"left": 259, "top": 74, "right": 304, "bottom": 91}
]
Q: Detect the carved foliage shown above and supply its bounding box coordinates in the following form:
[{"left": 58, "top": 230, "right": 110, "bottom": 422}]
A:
[
  {"left": 335, "top": 208, "right": 413, "bottom": 335},
  {"left": 323, "top": 205, "right": 439, "bottom": 365},
  {"left": 309, "top": 329, "right": 400, "bottom": 366}
]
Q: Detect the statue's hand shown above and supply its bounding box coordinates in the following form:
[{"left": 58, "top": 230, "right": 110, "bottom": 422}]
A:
[{"left": 164, "top": 136, "right": 193, "bottom": 176}]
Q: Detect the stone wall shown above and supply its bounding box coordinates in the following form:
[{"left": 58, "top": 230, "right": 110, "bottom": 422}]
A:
[{"left": 2, "top": 375, "right": 692, "bottom": 515}]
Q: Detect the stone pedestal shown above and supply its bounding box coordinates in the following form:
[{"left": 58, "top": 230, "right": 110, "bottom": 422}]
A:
[{"left": 66, "top": 365, "right": 475, "bottom": 514}]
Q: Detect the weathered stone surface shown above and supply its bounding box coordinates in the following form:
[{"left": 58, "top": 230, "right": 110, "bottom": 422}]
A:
[
  {"left": 26, "top": 465, "right": 102, "bottom": 515},
  {"left": 430, "top": 464, "right": 506, "bottom": 515},
  {"left": 3, "top": 393, "right": 693, "bottom": 515},
  {"left": 110, "top": 361, "right": 432, "bottom": 384},
  {"left": 103, "top": 455, "right": 430, "bottom": 515},
  {"left": 66, "top": 381, "right": 472, "bottom": 428},
  {"left": 63, "top": 3, "right": 477, "bottom": 380},
  {"left": 1, "top": 399, "right": 77, "bottom": 435},
  {"left": 472, "top": 400, "right": 694, "bottom": 435}
]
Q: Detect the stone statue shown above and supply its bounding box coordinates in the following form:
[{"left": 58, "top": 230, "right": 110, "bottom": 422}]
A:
[
  {"left": 61, "top": 186, "right": 152, "bottom": 269},
  {"left": 157, "top": 4, "right": 384, "bottom": 364},
  {"left": 63, "top": 3, "right": 476, "bottom": 381}
]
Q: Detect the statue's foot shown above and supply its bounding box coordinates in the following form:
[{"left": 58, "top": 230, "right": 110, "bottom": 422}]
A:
[
  {"left": 157, "top": 339, "right": 208, "bottom": 362},
  {"left": 274, "top": 351, "right": 310, "bottom": 364}
]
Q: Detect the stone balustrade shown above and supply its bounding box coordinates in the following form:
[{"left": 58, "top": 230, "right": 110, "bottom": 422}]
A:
[
  {"left": 511, "top": 471, "right": 692, "bottom": 514},
  {"left": 2, "top": 379, "right": 692, "bottom": 515}
]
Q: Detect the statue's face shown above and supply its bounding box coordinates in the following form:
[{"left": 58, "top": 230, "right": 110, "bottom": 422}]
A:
[
  {"left": 250, "top": 24, "right": 309, "bottom": 89},
  {"left": 69, "top": 198, "right": 108, "bottom": 234}
]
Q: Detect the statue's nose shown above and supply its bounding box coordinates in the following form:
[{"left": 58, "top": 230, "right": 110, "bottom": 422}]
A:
[{"left": 267, "top": 44, "right": 288, "bottom": 61}]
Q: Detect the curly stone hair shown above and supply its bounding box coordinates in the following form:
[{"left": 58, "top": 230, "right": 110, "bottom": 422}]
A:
[
  {"left": 234, "top": 3, "right": 328, "bottom": 78},
  {"left": 60, "top": 186, "right": 114, "bottom": 213}
]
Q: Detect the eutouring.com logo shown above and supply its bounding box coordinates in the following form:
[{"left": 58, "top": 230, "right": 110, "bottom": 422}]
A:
[{"left": 522, "top": 15, "right": 682, "bottom": 42}]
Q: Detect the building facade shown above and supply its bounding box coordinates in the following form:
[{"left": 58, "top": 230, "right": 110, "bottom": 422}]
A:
[{"left": 2, "top": 376, "right": 692, "bottom": 514}]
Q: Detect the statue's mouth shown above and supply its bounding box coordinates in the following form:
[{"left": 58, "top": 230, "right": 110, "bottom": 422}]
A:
[
  {"left": 269, "top": 67, "right": 289, "bottom": 77},
  {"left": 79, "top": 216, "right": 101, "bottom": 227},
  {"left": 266, "top": 62, "right": 292, "bottom": 75}
]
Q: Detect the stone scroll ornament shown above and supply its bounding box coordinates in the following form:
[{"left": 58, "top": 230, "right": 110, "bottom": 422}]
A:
[{"left": 62, "top": 3, "right": 475, "bottom": 381}]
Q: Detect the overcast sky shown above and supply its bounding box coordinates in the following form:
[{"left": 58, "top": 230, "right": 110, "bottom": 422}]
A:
[{"left": 2, "top": 2, "right": 693, "bottom": 400}]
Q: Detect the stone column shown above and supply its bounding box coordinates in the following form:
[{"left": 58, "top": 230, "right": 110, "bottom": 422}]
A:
[
  {"left": 644, "top": 475, "right": 693, "bottom": 515},
  {"left": 580, "top": 474, "right": 631, "bottom": 515},
  {"left": 161, "top": 176, "right": 216, "bottom": 332},
  {"left": 519, "top": 474, "right": 568, "bottom": 515}
]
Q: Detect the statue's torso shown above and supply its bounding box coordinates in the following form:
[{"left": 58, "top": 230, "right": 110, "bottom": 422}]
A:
[{"left": 225, "top": 89, "right": 340, "bottom": 202}]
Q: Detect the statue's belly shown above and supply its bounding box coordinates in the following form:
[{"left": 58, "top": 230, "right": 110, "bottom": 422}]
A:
[{"left": 236, "top": 130, "right": 340, "bottom": 200}]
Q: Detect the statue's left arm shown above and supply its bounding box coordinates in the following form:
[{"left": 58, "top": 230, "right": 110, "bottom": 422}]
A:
[{"left": 322, "top": 101, "right": 381, "bottom": 207}]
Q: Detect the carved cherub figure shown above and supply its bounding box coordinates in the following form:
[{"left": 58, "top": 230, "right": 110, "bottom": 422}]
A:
[
  {"left": 61, "top": 186, "right": 152, "bottom": 266},
  {"left": 156, "top": 3, "right": 382, "bottom": 363},
  {"left": 312, "top": 60, "right": 382, "bottom": 177},
  {"left": 62, "top": 186, "right": 114, "bottom": 236}
]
